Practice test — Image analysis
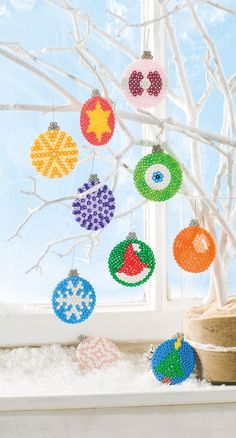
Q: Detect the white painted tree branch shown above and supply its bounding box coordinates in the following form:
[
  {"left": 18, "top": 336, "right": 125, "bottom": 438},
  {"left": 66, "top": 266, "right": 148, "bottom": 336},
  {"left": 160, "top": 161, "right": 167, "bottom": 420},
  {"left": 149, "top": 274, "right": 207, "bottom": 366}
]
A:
[
  {"left": 0, "top": 103, "right": 72, "bottom": 113},
  {"left": 8, "top": 162, "right": 119, "bottom": 242},
  {"left": 188, "top": 0, "right": 236, "bottom": 138},
  {"left": 0, "top": 48, "right": 80, "bottom": 107},
  {"left": 106, "top": 2, "right": 189, "bottom": 34},
  {"left": 0, "top": 0, "right": 235, "bottom": 308},
  {"left": 0, "top": 42, "right": 92, "bottom": 91},
  {"left": 205, "top": 0, "right": 236, "bottom": 15},
  {"left": 142, "top": 136, "right": 236, "bottom": 256},
  {"left": 188, "top": 1, "right": 236, "bottom": 304},
  {"left": 137, "top": 109, "right": 230, "bottom": 156},
  {"left": 47, "top": 0, "right": 138, "bottom": 60},
  {"left": 25, "top": 233, "right": 95, "bottom": 274},
  {"left": 25, "top": 197, "right": 147, "bottom": 273}
]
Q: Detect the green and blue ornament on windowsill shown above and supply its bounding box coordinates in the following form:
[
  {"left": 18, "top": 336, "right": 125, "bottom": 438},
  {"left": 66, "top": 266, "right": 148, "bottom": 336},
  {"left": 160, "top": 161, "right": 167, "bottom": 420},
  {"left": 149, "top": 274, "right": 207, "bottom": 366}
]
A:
[
  {"left": 149, "top": 335, "right": 195, "bottom": 385},
  {"left": 108, "top": 231, "right": 156, "bottom": 287},
  {"left": 52, "top": 269, "right": 96, "bottom": 324},
  {"left": 134, "top": 144, "right": 182, "bottom": 201}
]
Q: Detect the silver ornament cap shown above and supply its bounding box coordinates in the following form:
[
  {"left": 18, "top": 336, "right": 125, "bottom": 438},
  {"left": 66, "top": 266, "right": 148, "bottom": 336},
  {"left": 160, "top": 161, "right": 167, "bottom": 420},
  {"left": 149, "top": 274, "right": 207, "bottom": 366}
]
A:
[
  {"left": 91, "top": 89, "right": 101, "bottom": 97},
  {"left": 69, "top": 269, "right": 79, "bottom": 277},
  {"left": 189, "top": 219, "right": 200, "bottom": 227},
  {"left": 48, "top": 121, "right": 60, "bottom": 130},
  {"left": 126, "top": 231, "right": 137, "bottom": 240}
]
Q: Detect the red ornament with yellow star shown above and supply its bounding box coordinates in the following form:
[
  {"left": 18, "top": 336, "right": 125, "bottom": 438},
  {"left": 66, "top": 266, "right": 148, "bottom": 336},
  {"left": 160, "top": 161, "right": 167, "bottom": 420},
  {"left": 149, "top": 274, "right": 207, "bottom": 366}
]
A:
[{"left": 80, "top": 90, "right": 115, "bottom": 146}]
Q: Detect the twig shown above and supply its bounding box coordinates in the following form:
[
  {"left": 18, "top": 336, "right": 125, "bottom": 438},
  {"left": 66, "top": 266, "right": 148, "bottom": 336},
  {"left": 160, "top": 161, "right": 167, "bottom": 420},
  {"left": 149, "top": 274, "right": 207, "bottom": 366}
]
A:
[
  {"left": 0, "top": 48, "right": 80, "bottom": 107},
  {"left": 205, "top": 0, "right": 236, "bottom": 15},
  {"left": 47, "top": 0, "right": 137, "bottom": 59},
  {"left": 106, "top": 2, "right": 189, "bottom": 34}
]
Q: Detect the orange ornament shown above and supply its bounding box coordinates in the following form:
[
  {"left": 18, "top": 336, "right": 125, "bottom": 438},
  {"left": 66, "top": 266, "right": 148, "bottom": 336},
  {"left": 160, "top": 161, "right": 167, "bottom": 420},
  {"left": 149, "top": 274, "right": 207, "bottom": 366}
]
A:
[
  {"left": 173, "top": 220, "right": 216, "bottom": 273},
  {"left": 30, "top": 122, "right": 78, "bottom": 178}
]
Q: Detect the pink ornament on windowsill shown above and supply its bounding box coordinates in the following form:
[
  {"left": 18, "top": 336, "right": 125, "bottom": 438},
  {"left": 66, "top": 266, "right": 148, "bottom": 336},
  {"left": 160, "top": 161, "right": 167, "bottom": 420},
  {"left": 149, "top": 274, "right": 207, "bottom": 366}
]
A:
[
  {"left": 121, "top": 50, "right": 166, "bottom": 109},
  {"left": 76, "top": 336, "right": 121, "bottom": 371}
]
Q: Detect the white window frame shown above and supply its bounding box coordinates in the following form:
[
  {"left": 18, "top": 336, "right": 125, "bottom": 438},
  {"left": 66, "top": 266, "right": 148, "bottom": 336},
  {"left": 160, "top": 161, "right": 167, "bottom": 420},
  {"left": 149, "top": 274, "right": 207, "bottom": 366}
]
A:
[{"left": 0, "top": 0, "right": 190, "bottom": 347}]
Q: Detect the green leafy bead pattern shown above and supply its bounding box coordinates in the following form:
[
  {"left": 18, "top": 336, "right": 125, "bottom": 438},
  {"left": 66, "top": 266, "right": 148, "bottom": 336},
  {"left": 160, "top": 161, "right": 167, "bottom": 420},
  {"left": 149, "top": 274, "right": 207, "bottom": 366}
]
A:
[
  {"left": 108, "top": 238, "right": 156, "bottom": 287},
  {"left": 133, "top": 151, "right": 182, "bottom": 202}
]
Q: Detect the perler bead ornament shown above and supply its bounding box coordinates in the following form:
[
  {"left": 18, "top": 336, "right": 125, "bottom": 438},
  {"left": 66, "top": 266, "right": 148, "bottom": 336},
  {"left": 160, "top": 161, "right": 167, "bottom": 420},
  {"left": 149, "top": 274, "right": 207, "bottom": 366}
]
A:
[
  {"left": 80, "top": 89, "right": 115, "bottom": 146},
  {"left": 173, "top": 219, "right": 216, "bottom": 273},
  {"left": 72, "top": 174, "right": 115, "bottom": 231},
  {"left": 76, "top": 336, "right": 121, "bottom": 371},
  {"left": 52, "top": 269, "right": 96, "bottom": 324},
  {"left": 134, "top": 146, "right": 182, "bottom": 202},
  {"left": 121, "top": 50, "right": 166, "bottom": 108},
  {"left": 151, "top": 337, "right": 195, "bottom": 385},
  {"left": 30, "top": 122, "right": 78, "bottom": 178},
  {"left": 108, "top": 232, "right": 155, "bottom": 287}
]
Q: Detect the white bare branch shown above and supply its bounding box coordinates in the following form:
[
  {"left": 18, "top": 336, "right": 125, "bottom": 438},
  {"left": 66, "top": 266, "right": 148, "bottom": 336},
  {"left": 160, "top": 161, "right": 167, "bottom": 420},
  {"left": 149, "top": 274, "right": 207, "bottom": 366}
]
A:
[
  {"left": 1, "top": 0, "right": 235, "bottom": 308},
  {"left": 0, "top": 48, "right": 80, "bottom": 107},
  {"left": 205, "top": 0, "right": 236, "bottom": 15},
  {"left": 106, "top": 2, "right": 189, "bottom": 35},
  {"left": 47, "top": 0, "right": 138, "bottom": 60}
]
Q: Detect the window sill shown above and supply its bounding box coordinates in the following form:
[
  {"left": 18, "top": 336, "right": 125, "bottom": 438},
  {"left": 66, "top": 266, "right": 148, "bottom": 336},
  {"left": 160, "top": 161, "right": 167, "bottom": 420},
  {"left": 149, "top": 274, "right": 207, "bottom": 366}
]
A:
[
  {"left": 1, "top": 387, "right": 236, "bottom": 412},
  {"left": 1, "top": 344, "right": 235, "bottom": 413}
]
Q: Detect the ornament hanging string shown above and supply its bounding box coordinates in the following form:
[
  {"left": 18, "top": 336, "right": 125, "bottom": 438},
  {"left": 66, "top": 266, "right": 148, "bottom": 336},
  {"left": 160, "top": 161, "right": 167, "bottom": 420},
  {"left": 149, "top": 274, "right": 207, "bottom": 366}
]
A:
[
  {"left": 178, "top": 195, "right": 201, "bottom": 332},
  {"left": 93, "top": 69, "right": 97, "bottom": 89},
  {"left": 130, "top": 208, "right": 133, "bottom": 233},
  {"left": 90, "top": 150, "right": 95, "bottom": 175},
  {"left": 71, "top": 246, "right": 76, "bottom": 270},
  {"left": 143, "top": 25, "right": 150, "bottom": 52},
  {"left": 156, "top": 124, "right": 164, "bottom": 145},
  {"left": 52, "top": 98, "right": 54, "bottom": 123},
  {"left": 194, "top": 196, "right": 197, "bottom": 220}
]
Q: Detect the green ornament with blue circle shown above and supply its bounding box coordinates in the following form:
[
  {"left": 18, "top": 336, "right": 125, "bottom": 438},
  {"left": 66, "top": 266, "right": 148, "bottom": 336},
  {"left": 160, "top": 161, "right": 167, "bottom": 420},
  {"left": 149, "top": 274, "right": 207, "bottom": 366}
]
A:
[
  {"left": 134, "top": 148, "right": 182, "bottom": 201},
  {"left": 52, "top": 269, "right": 96, "bottom": 324},
  {"left": 151, "top": 337, "right": 195, "bottom": 385}
]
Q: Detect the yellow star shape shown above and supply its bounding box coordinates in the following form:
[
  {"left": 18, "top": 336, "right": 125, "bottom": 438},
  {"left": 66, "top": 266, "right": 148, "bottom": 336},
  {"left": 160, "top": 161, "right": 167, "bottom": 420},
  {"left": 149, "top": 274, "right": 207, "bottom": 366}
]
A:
[{"left": 86, "top": 100, "right": 111, "bottom": 142}]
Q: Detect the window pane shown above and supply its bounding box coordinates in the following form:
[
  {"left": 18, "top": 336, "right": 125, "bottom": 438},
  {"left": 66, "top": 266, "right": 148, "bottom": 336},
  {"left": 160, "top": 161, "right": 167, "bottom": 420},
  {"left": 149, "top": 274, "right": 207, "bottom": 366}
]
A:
[
  {"left": 0, "top": 0, "right": 144, "bottom": 303},
  {"left": 166, "top": 3, "right": 236, "bottom": 300}
]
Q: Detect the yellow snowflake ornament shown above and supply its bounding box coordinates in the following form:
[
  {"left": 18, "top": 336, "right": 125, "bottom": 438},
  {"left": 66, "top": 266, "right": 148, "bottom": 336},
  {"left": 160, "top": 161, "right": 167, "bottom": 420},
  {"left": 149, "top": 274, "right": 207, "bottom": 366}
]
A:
[{"left": 30, "top": 122, "right": 79, "bottom": 178}]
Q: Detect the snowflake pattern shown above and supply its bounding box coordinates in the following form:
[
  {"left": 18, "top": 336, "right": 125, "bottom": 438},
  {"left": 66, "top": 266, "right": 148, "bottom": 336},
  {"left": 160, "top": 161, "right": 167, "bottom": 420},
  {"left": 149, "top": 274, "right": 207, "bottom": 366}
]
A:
[{"left": 52, "top": 275, "right": 96, "bottom": 324}]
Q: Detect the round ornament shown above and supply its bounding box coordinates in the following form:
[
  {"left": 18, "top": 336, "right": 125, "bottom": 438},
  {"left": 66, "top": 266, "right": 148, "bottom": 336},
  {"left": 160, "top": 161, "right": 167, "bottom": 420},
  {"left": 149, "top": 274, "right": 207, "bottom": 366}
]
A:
[
  {"left": 134, "top": 146, "right": 182, "bottom": 201},
  {"left": 108, "top": 232, "right": 155, "bottom": 287},
  {"left": 173, "top": 219, "right": 216, "bottom": 273},
  {"left": 80, "top": 89, "right": 115, "bottom": 146},
  {"left": 30, "top": 122, "right": 78, "bottom": 178},
  {"left": 76, "top": 336, "right": 121, "bottom": 371},
  {"left": 121, "top": 51, "right": 166, "bottom": 108},
  {"left": 52, "top": 269, "right": 96, "bottom": 324},
  {"left": 151, "top": 337, "right": 195, "bottom": 385},
  {"left": 72, "top": 174, "right": 115, "bottom": 231}
]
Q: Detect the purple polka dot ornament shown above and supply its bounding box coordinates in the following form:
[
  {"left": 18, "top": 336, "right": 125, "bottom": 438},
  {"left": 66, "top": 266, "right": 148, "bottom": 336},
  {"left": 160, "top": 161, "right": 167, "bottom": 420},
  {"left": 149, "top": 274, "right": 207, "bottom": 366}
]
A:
[{"left": 72, "top": 174, "right": 116, "bottom": 231}]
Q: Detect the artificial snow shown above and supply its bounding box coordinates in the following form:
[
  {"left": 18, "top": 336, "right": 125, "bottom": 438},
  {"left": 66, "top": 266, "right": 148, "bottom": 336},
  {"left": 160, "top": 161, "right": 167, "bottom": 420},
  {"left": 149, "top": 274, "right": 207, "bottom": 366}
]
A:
[{"left": 0, "top": 344, "right": 212, "bottom": 397}]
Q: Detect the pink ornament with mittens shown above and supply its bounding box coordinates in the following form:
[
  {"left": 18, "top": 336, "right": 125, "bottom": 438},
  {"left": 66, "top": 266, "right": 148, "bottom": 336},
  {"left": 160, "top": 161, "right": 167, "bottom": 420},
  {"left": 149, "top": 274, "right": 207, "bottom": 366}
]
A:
[
  {"left": 76, "top": 336, "right": 121, "bottom": 370},
  {"left": 121, "top": 51, "right": 166, "bottom": 109}
]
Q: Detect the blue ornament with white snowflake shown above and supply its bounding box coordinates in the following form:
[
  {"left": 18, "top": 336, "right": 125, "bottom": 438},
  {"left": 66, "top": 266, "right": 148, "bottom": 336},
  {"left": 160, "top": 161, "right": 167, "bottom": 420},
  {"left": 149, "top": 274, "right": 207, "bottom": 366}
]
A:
[{"left": 52, "top": 270, "right": 96, "bottom": 324}]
